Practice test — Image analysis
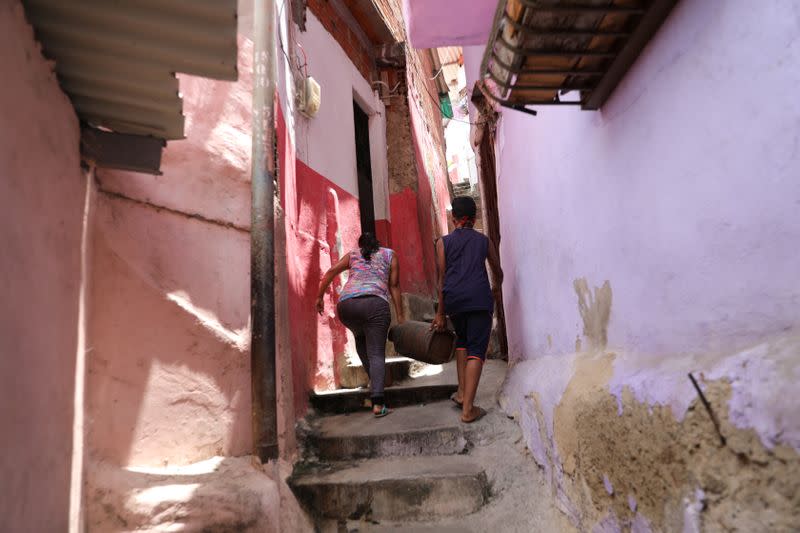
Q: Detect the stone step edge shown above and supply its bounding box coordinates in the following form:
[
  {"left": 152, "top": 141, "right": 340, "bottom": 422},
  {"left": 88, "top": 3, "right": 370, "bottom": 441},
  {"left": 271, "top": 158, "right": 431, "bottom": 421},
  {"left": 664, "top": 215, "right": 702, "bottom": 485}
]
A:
[
  {"left": 288, "top": 457, "right": 490, "bottom": 522},
  {"left": 310, "top": 384, "right": 458, "bottom": 414},
  {"left": 307, "top": 426, "right": 469, "bottom": 461}
]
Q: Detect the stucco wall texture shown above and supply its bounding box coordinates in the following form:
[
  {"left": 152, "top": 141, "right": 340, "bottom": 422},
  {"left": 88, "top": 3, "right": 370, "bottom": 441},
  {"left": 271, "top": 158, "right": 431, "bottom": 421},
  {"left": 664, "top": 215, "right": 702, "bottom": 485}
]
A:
[
  {"left": 461, "top": 0, "right": 800, "bottom": 529},
  {"left": 0, "top": 2, "right": 87, "bottom": 530},
  {"left": 88, "top": 34, "right": 257, "bottom": 468},
  {"left": 85, "top": 0, "right": 422, "bottom": 473}
]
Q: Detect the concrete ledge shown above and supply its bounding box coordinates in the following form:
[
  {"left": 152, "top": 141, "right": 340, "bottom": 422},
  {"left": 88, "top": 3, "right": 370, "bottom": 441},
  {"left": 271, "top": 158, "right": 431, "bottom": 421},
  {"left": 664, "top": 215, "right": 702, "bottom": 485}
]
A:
[
  {"left": 86, "top": 456, "right": 312, "bottom": 532},
  {"left": 311, "top": 384, "right": 458, "bottom": 414},
  {"left": 309, "top": 402, "right": 470, "bottom": 460},
  {"left": 289, "top": 456, "right": 488, "bottom": 521}
]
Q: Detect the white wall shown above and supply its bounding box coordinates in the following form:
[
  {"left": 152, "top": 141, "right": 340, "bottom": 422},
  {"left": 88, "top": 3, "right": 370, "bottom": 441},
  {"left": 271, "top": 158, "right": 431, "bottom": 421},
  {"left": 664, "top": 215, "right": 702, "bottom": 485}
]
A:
[{"left": 295, "top": 11, "right": 389, "bottom": 221}]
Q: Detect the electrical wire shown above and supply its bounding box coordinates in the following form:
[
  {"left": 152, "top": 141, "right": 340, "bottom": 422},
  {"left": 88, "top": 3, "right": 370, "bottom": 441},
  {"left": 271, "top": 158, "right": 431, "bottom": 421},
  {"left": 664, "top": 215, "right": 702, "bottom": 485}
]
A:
[
  {"left": 277, "top": 0, "right": 306, "bottom": 78},
  {"left": 372, "top": 80, "right": 404, "bottom": 96},
  {"left": 296, "top": 42, "right": 309, "bottom": 77},
  {"left": 277, "top": 1, "right": 486, "bottom": 126}
]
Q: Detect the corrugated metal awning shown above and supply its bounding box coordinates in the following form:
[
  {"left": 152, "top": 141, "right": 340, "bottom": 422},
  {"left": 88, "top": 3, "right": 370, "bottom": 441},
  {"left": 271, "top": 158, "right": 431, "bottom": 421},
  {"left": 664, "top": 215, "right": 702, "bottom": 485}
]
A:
[
  {"left": 479, "top": 0, "right": 677, "bottom": 114},
  {"left": 22, "top": 0, "right": 238, "bottom": 141}
]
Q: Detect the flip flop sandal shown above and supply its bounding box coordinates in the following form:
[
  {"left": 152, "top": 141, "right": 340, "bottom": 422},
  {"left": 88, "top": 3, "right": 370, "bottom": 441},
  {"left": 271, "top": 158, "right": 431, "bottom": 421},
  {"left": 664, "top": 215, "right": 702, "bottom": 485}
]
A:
[
  {"left": 374, "top": 406, "right": 391, "bottom": 418},
  {"left": 461, "top": 407, "right": 487, "bottom": 424}
]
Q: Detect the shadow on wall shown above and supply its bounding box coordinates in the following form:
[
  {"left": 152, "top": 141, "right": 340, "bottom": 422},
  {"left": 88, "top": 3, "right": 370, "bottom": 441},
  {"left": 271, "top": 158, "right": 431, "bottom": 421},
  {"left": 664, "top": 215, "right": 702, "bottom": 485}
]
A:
[
  {"left": 88, "top": 194, "right": 252, "bottom": 467},
  {"left": 85, "top": 28, "right": 265, "bottom": 469},
  {"left": 288, "top": 161, "right": 361, "bottom": 397}
]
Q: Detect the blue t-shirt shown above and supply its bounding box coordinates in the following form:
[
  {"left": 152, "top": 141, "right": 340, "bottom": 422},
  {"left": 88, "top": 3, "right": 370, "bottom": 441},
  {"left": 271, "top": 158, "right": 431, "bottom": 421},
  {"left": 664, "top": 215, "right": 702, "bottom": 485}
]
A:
[{"left": 442, "top": 228, "right": 493, "bottom": 314}]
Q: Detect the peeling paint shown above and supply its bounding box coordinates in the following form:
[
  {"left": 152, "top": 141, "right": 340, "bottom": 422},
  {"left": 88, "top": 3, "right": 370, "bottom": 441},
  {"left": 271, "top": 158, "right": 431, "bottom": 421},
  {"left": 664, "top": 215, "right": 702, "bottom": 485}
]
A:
[
  {"left": 574, "top": 278, "right": 612, "bottom": 352},
  {"left": 502, "top": 342, "right": 800, "bottom": 532}
]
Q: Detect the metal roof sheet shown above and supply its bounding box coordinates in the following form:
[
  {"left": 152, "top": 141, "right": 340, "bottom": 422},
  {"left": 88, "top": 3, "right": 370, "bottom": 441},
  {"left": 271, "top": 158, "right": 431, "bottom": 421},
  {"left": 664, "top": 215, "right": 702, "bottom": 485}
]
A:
[{"left": 22, "top": 0, "right": 238, "bottom": 140}]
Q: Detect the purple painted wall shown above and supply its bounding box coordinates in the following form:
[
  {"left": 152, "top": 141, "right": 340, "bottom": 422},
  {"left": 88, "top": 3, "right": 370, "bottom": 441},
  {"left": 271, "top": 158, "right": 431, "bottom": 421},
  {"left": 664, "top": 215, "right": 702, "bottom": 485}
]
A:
[
  {"left": 466, "top": 0, "right": 800, "bottom": 362},
  {"left": 442, "top": 0, "right": 800, "bottom": 527}
]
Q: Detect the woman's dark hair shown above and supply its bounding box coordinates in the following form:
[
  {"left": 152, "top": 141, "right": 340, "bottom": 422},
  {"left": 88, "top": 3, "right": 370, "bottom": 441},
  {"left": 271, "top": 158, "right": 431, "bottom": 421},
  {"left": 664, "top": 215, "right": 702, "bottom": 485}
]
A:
[
  {"left": 359, "top": 232, "right": 381, "bottom": 262},
  {"left": 452, "top": 196, "right": 477, "bottom": 219}
]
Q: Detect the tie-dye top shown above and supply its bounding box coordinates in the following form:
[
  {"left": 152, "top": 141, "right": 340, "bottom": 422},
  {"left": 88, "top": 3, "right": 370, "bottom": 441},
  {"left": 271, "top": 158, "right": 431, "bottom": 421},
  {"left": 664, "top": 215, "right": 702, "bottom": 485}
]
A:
[{"left": 339, "top": 247, "right": 394, "bottom": 303}]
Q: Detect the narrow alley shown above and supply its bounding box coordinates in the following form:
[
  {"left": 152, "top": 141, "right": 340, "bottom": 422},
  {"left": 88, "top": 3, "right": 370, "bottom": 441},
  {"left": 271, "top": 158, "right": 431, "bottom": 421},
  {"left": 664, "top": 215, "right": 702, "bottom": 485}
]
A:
[{"left": 2, "top": 0, "right": 798, "bottom": 532}]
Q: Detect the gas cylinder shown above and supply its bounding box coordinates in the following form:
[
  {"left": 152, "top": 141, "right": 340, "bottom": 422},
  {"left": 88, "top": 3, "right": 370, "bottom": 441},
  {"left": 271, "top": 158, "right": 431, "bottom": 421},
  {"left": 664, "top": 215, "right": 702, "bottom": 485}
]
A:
[{"left": 388, "top": 320, "right": 456, "bottom": 365}]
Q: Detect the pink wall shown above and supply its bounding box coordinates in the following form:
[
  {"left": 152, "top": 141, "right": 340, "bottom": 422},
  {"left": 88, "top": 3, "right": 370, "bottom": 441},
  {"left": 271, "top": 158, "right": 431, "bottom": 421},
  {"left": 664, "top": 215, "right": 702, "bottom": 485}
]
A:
[
  {"left": 0, "top": 2, "right": 87, "bottom": 530},
  {"left": 88, "top": 196, "right": 252, "bottom": 465},
  {"left": 386, "top": 50, "right": 452, "bottom": 297},
  {"left": 281, "top": 9, "right": 383, "bottom": 401},
  {"left": 403, "top": 0, "right": 496, "bottom": 48},
  {"left": 87, "top": 34, "right": 257, "bottom": 467}
]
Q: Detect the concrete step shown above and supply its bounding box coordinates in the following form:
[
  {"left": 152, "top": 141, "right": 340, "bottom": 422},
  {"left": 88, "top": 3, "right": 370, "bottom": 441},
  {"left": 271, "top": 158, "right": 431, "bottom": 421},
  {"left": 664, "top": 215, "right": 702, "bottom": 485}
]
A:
[
  {"left": 339, "top": 357, "right": 414, "bottom": 389},
  {"left": 318, "top": 521, "right": 464, "bottom": 532},
  {"left": 308, "top": 401, "right": 469, "bottom": 461},
  {"left": 311, "top": 383, "right": 457, "bottom": 415},
  {"left": 289, "top": 455, "right": 488, "bottom": 522}
]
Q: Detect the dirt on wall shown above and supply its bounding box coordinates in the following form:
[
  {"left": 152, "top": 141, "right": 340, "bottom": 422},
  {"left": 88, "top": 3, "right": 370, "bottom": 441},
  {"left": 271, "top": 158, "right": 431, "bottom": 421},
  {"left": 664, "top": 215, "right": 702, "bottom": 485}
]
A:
[
  {"left": 548, "top": 353, "right": 799, "bottom": 532},
  {"left": 386, "top": 96, "right": 419, "bottom": 194}
]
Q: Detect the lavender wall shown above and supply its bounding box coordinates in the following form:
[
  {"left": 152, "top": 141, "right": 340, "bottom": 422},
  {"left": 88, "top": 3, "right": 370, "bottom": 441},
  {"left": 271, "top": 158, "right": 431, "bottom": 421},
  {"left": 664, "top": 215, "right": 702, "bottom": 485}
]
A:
[
  {"left": 467, "top": 0, "right": 800, "bottom": 362},
  {"left": 459, "top": 1, "right": 800, "bottom": 526}
]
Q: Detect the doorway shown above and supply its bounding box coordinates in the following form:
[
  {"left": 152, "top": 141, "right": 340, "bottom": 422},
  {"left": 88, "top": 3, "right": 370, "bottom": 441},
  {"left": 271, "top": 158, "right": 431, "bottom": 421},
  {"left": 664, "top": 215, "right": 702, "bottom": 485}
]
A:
[{"left": 353, "top": 100, "right": 375, "bottom": 235}]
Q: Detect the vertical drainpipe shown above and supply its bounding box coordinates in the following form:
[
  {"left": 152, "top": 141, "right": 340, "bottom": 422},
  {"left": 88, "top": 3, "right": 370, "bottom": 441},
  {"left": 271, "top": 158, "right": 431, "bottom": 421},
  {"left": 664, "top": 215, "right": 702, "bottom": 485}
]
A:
[{"left": 251, "top": 0, "right": 279, "bottom": 462}]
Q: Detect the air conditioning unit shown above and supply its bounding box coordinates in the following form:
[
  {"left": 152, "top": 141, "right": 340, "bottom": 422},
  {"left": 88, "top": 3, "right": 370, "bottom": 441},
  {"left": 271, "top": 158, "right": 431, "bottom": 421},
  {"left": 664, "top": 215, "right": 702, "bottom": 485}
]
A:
[{"left": 298, "top": 76, "right": 321, "bottom": 118}]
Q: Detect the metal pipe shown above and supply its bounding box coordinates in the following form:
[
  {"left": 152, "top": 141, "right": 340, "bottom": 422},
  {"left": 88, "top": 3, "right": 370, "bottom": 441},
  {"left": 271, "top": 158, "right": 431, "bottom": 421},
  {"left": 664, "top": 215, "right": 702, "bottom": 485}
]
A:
[{"left": 251, "top": 0, "right": 278, "bottom": 462}]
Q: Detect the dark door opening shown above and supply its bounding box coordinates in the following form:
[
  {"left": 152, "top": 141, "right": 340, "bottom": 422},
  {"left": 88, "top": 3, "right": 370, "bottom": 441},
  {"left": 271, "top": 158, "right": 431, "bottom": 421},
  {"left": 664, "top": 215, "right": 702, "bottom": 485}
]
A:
[{"left": 353, "top": 100, "right": 375, "bottom": 235}]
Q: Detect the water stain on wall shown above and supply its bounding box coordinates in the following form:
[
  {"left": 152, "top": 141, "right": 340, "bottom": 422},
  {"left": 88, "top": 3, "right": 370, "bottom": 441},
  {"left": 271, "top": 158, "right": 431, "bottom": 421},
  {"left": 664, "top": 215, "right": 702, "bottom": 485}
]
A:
[{"left": 573, "top": 279, "right": 612, "bottom": 352}]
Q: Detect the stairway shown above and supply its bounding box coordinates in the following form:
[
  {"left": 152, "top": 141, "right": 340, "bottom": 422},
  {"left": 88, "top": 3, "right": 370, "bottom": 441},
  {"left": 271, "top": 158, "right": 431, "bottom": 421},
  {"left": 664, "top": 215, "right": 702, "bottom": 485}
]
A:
[
  {"left": 288, "top": 361, "right": 568, "bottom": 532},
  {"left": 289, "top": 398, "right": 490, "bottom": 527}
]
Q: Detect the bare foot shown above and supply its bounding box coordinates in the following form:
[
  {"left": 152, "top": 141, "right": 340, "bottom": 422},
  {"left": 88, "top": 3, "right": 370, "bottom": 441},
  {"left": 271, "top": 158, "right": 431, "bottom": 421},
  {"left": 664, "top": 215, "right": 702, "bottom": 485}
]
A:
[
  {"left": 450, "top": 392, "right": 464, "bottom": 407},
  {"left": 460, "top": 406, "right": 487, "bottom": 424}
]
